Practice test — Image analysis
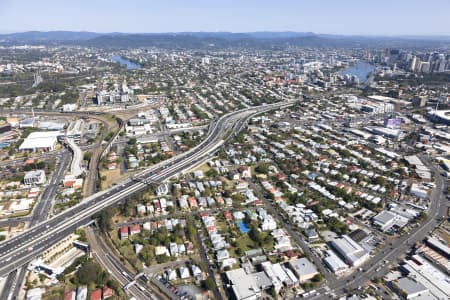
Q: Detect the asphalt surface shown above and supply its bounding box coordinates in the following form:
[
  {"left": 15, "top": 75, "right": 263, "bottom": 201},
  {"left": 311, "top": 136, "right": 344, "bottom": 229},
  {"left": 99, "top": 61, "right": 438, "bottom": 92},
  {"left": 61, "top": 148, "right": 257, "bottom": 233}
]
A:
[
  {"left": 0, "top": 150, "right": 71, "bottom": 300},
  {"left": 0, "top": 101, "right": 295, "bottom": 280},
  {"left": 304, "top": 155, "right": 448, "bottom": 299},
  {"left": 86, "top": 227, "right": 159, "bottom": 300},
  {"left": 0, "top": 150, "right": 64, "bottom": 168},
  {"left": 195, "top": 232, "right": 223, "bottom": 300},
  {"left": 248, "top": 179, "right": 333, "bottom": 282}
]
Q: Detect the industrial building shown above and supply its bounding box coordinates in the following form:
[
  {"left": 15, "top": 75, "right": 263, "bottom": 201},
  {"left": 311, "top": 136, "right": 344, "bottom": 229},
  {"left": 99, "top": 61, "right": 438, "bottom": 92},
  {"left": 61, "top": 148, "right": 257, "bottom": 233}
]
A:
[
  {"left": 323, "top": 250, "right": 349, "bottom": 275},
  {"left": 19, "top": 131, "right": 61, "bottom": 152},
  {"left": 329, "top": 235, "right": 369, "bottom": 267}
]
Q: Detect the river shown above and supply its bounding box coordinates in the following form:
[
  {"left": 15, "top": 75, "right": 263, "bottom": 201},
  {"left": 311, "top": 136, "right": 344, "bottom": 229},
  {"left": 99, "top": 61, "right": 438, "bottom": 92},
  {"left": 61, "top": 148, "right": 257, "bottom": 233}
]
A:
[
  {"left": 339, "top": 62, "right": 375, "bottom": 83},
  {"left": 111, "top": 55, "right": 141, "bottom": 70}
]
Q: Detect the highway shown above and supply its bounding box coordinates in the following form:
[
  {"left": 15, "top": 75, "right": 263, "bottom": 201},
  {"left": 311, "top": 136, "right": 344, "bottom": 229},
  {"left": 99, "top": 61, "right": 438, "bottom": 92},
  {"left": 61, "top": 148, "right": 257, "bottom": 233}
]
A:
[
  {"left": 0, "top": 150, "right": 72, "bottom": 300},
  {"left": 0, "top": 100, "right": 295, "bottom": 279}
]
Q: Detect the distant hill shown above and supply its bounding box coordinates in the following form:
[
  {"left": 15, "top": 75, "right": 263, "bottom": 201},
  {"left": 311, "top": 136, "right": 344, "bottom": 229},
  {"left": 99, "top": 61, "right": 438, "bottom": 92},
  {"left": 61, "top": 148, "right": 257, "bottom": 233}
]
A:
[
  {"left": 0, "top": 31, "right": 104, "bottom": 42},
  {"left": 0, "top": 31, "right": 449, "bottom": 49}
]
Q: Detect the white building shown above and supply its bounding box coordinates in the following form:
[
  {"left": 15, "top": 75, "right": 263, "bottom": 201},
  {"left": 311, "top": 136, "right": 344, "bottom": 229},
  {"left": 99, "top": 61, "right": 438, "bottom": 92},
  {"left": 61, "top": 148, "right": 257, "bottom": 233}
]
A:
[
  {"left": 330, "top": 235, "right": 369, "bottom": 267},
  {"left": 287, "top": 257, "right": 319, "bottom": 283},
  {"left": 19, "top": 131, "right": 60, "bottom": 152},
  {"left": 323, "top": 250, "right": 349, "bottom": 275},
  {"left": 226, "top": 268, "right": 262, "bottom": 300},
  {"left": 179, "top": 267, "right": 190, "bottom": 279},
  {"left": 24, "top": 170, "right": 46, "bottom": 185}
]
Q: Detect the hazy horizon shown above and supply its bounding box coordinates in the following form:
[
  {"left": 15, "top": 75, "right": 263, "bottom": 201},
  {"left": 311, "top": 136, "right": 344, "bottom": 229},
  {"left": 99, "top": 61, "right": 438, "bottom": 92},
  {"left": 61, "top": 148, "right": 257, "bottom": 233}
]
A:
[{"left": 1, "top": 0, "right": 449, "bottom": 36}]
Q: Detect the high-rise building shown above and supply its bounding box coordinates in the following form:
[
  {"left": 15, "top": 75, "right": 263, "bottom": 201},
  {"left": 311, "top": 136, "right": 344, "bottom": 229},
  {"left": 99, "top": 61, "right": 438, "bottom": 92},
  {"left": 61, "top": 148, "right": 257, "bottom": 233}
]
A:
[{"left": 410, "top": 56, "right": 417, "bottom": 71}]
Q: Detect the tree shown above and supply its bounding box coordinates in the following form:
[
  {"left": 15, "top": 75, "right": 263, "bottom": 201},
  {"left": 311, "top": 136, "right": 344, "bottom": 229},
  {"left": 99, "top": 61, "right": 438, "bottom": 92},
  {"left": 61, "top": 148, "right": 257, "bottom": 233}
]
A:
[
  {"left": 97, "top": 208, "right": 114, "bottom": 232},
  {"left": 76, "top": 260, "right": 103, "bottom": 285},
  {"left": 129, "top": 137, "right": 137, "bottom": 145},
  {"left": 185, "top": 217, "right": 196, "bottom": 241},
  {"left": 326, "top": 217, "right": 348, "bottom": 235},
  {"left": 311, "top": 273, "right": 324, "bottom": 282},
  {"left": 83, "top": 152, "right": 92, "bottom": 162},
  {"left": 139, "top": 245, "right": 154, "bottom": 265},
  {"left": 417, "top": 211, "right": 428, "bottom": 221},
  {"left": 156, "top": 254, "right": 170, "bottom": 264},
  {"left": 202, "top": 278, "right": 216, "bottom": 290},
  {"left": 206, "top": 168, "right": 218, "bottom": 178},
  {"left": 249, "top": 225, "right": 263, "bottom": 246},
  {"left": 255, "top": 163, "right": 269, "bottom": 174},
  {"left": 373, "top": 176, "right": 387, "bottom": 186},
  {"left": 166, "top": 205, "right": 175, "bottom": 214}
]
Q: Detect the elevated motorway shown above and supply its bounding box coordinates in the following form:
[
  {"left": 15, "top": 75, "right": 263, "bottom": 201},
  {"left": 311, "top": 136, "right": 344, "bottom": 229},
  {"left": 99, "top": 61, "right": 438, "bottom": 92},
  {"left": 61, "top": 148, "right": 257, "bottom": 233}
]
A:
[{"left": 0, "top": 100, "right": 295, "bottom": 278}]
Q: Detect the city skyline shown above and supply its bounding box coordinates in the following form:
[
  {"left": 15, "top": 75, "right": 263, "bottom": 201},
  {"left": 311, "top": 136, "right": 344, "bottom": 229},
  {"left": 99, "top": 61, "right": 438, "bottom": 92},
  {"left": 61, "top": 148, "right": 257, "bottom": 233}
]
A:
[{"left": 1, "top": 0, "right": 450, "bottom": 36}]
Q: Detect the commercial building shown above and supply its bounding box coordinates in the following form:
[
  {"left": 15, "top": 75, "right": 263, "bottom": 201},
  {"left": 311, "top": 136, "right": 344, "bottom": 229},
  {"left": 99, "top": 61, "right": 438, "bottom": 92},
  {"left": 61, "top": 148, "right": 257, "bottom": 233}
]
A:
[
  {"left": 330, "top": 235, "right": 369, "bottom": 267},
  {"left": 392, "top": 277, "right": 429, "bottom": 299},
  {"left": 225, "top": 268, "right": 265, "bottom": 300},
  {"left": 425, "top": 236, "right": 450, "bottom": 259},
  {"left": 287, "top": 257, "right": 319, "bottom": 283},
  {"left": 372, "top": 210, "right": 409, "bottom": 232},
  {"left": 323, "top": 250, "right": 349, "bottom": 275},
  {"left": 401, "top": 255, "right": 450, "bottom": 299},
  {"left": 24, "top": 170, "right": 46, "bottom": 185}
]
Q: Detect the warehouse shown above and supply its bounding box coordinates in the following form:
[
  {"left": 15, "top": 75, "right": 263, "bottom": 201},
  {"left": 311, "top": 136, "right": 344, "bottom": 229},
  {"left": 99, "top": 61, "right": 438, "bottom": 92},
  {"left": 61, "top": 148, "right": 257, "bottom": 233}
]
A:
[
  {"left": 323, "top": 250, "right": 349, "bottom": 275},
  {"left": 330, "top": 235, "right": 369, "bottom": 267},
  {"left": 19, "top": 131, "right": 61, "bottom": 152}
]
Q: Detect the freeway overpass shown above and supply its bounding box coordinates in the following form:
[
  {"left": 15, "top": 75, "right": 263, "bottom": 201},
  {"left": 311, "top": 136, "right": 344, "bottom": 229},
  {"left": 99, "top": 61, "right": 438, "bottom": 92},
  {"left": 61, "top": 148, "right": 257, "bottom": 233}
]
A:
[{"left": 0, "top": 100, "right": 295, "bottom": 278}]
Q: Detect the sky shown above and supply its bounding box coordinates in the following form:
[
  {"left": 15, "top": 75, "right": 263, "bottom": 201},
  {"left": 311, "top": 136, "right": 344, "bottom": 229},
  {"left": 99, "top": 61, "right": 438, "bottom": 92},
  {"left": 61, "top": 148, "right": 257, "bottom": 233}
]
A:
[{"left": 0, "top": 0, "right": 449, "bottom": 36}]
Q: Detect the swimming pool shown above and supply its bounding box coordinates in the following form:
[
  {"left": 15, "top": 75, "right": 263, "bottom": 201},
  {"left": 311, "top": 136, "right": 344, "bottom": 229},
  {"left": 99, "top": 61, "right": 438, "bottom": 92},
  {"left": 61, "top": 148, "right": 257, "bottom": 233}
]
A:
[{"left": 237, "top": 221, "right": 250, "bottom": 234}]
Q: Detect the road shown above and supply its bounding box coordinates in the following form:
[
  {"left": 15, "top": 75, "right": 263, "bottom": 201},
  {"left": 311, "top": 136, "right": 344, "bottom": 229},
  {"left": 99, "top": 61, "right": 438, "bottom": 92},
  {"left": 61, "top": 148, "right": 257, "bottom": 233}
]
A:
[
  {"left": 0, "top": 150, "right": 72, "bottom": 300},
  {"left": 0, "top": 100, "right": 295, "bottom": 279},
  {"left": 304, "top": 155, "right": 448, "bottom": 299},
  {"left": 247, "top": 179, "right": 333, "bottom": 283},
  {"left": 195, "top": 232, "right": 223, "bottom": 300},
  {"left": 0, "top": 108, "right": 120, "bottom": 198},
  {"left": 0, "top": 150, "right": 64, "bottom": 168},
  {"left": 86, "top": 227, "right": 159, "bottom": 300}
]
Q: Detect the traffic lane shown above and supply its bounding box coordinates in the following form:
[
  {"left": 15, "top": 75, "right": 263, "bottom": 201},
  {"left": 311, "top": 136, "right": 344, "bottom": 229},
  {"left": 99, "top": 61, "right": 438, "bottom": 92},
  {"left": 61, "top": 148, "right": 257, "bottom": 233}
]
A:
[
  {"left": 0, "top": 102, "right": 294, "bottom": 275},
  {"left": 330, "top": 158, "right": 447, "bottom": 293}
]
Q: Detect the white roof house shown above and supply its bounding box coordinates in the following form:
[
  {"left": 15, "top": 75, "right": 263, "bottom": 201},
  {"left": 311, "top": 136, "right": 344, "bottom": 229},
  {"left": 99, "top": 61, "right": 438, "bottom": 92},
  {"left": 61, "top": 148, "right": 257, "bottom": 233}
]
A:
[
  {"left": 191, "top": 265, "right": 202, "bottom": 277},
  {"left": 179, "top": 267, "right": 190, "bottom": 279},
  {"left": 155, "top": 246, "right": 169, "bottom": 256},
  {"left": 165, "top": 269, "right": 177, "bottom": 281}
]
